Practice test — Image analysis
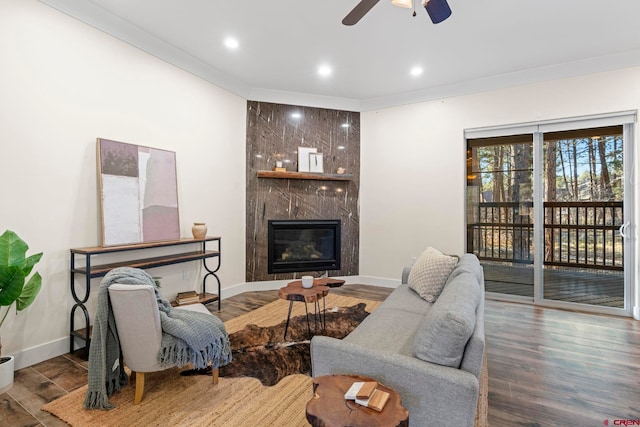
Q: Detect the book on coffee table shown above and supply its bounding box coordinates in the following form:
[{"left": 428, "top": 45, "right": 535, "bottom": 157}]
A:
[
  {"left": 344, "top": 381, "right": 377, "bottom": 400},
  {"left": 355, "top": 389, "right": 390, "bottom": 412}
]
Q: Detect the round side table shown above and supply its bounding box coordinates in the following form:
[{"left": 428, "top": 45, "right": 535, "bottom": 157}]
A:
[{"left": 278, "top": 283, "right": 329, "bottom": 340}]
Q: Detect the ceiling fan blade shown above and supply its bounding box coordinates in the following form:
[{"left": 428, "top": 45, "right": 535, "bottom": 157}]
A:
[
  {"left": 342, "top": 0, "right": 380, "bottom": 26},
  {"left": 424, "top": 0, "right": 452, "bottom": 24}
]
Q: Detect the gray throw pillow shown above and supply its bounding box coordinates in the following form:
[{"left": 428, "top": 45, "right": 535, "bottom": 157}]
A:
[
  {"left": 408, "top": 247, "right": 458, "bottom": 303},
  {"left": 414, "top": 272, "right": 480, "bottom": 368}
]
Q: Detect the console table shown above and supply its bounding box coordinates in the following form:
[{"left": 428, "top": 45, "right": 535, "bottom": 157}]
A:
[{"left": 69, "top": 237, "right": 221, "bottom": 354}]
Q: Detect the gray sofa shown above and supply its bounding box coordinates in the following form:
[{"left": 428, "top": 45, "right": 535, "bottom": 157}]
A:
[{"left": 310, "top": 254, "right": 485, "bottom": 427}]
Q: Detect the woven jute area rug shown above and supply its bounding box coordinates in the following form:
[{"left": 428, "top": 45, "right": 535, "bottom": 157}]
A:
[{"left": 42, "top": 294, "right": 488, "bottom": 427}]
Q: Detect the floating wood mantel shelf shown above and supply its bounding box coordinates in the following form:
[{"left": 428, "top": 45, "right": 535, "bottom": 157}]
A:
[{"left": 257, "top": 170, "right": 353, "bottom": 181}]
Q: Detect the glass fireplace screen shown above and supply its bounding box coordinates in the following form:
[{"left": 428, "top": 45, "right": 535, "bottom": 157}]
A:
[{"left": 267, "top": 219, "right": 341, "bottom": 274}]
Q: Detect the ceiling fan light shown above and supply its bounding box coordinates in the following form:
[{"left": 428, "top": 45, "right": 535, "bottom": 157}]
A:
[
  {"left": 424, "top": 0, "right": 451, "bottom": 24},
  {"left": 392, "top": 0, "right": 412, "bottom": 8}
]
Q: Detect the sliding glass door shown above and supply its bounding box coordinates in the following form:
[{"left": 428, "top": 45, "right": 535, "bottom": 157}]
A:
[
  {"left": 466, "top": 114, "right": 635, "bottom": 315},
  {"left": 466, "top": 134, "right": 534, "bottom": 299},
  {"left": 541, "top": 126, "right": 625, "bottom": 308}
]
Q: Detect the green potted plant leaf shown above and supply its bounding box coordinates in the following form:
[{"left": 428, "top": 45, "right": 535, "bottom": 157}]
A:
[{"left": 0, "top": 230, "right": 43, "bottom": 393}]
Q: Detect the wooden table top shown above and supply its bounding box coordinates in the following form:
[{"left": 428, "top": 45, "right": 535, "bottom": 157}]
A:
[
  {"left": 278, "top": 284, "right": 329, "bottom": 303},
  {"left": 306, "top": 374, "right": 409, "bottom": 427},
  {"left": 287, "top": 277, "right": 346, "bottom": 288}
]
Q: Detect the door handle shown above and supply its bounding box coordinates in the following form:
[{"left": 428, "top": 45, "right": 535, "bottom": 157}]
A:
[{"left": 619, "top": 222, "right": 629, "bottom": 239}]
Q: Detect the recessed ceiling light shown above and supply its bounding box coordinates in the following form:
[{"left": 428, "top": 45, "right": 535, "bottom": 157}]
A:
[
  {"left": 410, "top": 66, "right": 424, "bottom": 77},
  {"left": 291, "top": 112, "right": 302, "bottom": 119},
  {"left": 337, "top": 145, "right": 346, "bottom": 150},
  {"left": 255, "top": 154, "right": 263, "bottom": 158},
  {"left": 341, "top": 123, "right": 350, "bottom": 128},
  {"left": 318, "top": 65, "right": 332, "bottom": 77},
  {"left": 224, "top": 37, "right": 239, "bottom": 50}
]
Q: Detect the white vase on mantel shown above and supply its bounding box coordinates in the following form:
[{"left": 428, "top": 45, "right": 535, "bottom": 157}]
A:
[
  {"left": 0, "top": 356, "right": 15, "bottom": 394},
  {"left": 192, "top": 223, "right": 207, "bottom": 240}
]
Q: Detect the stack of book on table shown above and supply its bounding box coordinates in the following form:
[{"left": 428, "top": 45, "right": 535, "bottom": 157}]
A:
[
  {"left": 344, "top": 381, "right": 390, "bottom": 412},
  {"left": 175, "top": 290, "right": 200, "bottom": 305}
]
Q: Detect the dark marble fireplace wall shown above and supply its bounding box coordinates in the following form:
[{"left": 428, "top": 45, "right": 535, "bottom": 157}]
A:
[{"left": 246, "top": 101, "right": 360, "bottom": 282}]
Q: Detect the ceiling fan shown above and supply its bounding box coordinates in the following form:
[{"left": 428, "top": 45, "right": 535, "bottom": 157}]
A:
[{"left": 342, "top": 0, "right": 452, "bottom": 26}]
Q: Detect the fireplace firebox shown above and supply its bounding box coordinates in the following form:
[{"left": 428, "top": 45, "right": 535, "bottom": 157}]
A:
[{"left": 268, "top": 220, "right": 341, "bottom": 274}]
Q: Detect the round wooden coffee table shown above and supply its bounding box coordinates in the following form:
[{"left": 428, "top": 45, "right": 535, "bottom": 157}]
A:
[
  {"left": 306, "top": 374, "right": 409, "bottom": 427},
  {"left": 278, "top": 283, "right": 330, "bottom": 340}
]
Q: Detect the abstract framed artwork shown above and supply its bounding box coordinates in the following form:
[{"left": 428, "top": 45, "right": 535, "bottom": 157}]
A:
[{"left": 97, "top": 138, "right": 180, "bottom": 246}]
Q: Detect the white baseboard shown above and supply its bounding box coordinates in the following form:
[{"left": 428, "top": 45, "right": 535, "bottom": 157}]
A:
[
  {"left": 220, "top": 279, "right": 290, "bottom": 298},
  {"left": 11, "top": 337, "right": 70, "bottom": 370},
  {"left": 352, "top": 275, "right": 401, "bottom": 289},
  {"left": 634, "top": 306, "right": 640, "bottom": 320}
]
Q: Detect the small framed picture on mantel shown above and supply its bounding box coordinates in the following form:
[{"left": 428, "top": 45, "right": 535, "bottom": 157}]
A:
[
  {"left": 298, "top": 147, "right": 317, "bottom": 172},
  {"left": 309, "top": 153, "right": 324, "bottom": 173}
]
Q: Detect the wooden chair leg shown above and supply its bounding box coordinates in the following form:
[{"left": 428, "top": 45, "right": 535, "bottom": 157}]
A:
[
  {"left": 134, "top": 371, "right": 145, "bottom": 404},
  {"left": 212, "top": 367, "right": 219, "bottom": 385}
]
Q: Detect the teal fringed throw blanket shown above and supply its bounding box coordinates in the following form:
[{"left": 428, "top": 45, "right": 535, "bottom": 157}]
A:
[{"left": 83, "top": 267, "right": 232, "bottom": 410}]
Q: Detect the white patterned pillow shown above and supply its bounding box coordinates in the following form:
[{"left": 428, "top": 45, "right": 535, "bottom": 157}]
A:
[{"left": 408, "top": 247, "right": 458, "bottom": 303}]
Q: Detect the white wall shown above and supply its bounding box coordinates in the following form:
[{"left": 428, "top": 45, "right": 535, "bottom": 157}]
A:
[
  {"left": 360, "top": 67, "right": 640, "bottom": 317},
  {"left": 0, "top": 0, "right": 247, "bottom": 365}
]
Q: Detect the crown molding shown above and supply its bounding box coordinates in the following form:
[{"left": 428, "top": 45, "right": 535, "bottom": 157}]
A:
[
  {"left": 359, "top": 48, "right": 640, "bottom": 111},
  {"left": 39, "top": 0, "right": 251, "bottom": 99},
  {"left": 38, "top": 1, "right": 640, "bottom": 112}
]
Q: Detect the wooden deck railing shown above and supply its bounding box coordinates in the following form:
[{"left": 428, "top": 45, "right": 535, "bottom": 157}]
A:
[{"left": 467, "top": 201, "right": 624, "bottom": 271}]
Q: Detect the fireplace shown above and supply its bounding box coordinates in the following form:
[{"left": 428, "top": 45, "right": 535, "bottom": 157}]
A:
[{"left": 268, "top": 220, "right": 341, "bottom": 274}]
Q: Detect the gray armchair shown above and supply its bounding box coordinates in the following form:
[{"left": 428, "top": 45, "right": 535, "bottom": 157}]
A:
[{"left": 108, "top": 284, "right": 219, "bottom": 404}]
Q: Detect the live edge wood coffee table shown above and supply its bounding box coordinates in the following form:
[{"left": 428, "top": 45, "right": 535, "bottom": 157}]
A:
[
  {"left": 306, "top": 374, "right": 409, "bottom": 427},
  {"left": 278, "top": 281, "right": 330, "bottom": 340}
]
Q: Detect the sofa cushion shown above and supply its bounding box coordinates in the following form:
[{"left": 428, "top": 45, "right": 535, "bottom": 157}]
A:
[
  {"left": 413, "top": 272, "right": 480, "bottom": 368},
  {"left": 408, "top": 247, "right": 458, "bottom": 303},
  {"left": 378, "top": 284, "right": 432, "bottom": 316},
  {"left": 345, "top": 308, "right": 424, "bottom": 357}
]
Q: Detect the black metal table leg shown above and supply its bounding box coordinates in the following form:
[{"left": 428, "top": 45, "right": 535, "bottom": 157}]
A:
[
  {"left": 202, "top": 238, "right": 222, "bottom": 311},
  {"left": 305, "top": 302, "right": 311, "bottom": 339},
  {"left": 283, "top": 300, "right": 294, "bottom": 340},
  {"left": 313, "top": 300, "right": 319, "bottom": 334},
  {"left": 322, "top": 297, "right": 326, "bottom": 331}
]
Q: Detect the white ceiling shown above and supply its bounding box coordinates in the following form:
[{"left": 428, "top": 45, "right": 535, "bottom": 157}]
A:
[{"left": 40, "top": 0, "right": 640, "bottom": 111}]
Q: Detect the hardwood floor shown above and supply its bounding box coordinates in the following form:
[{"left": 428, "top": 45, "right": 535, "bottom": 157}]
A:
[
  {"left": 485, "top": 299, "right": 639, "bottom": 425},
  {"left": 1, "top": 284, "right": 638, "bottom": 426}
]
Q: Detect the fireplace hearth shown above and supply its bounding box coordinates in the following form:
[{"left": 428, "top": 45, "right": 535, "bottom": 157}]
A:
[{"left": 268, "top": 220, "right": 341, "bottom": 274}]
